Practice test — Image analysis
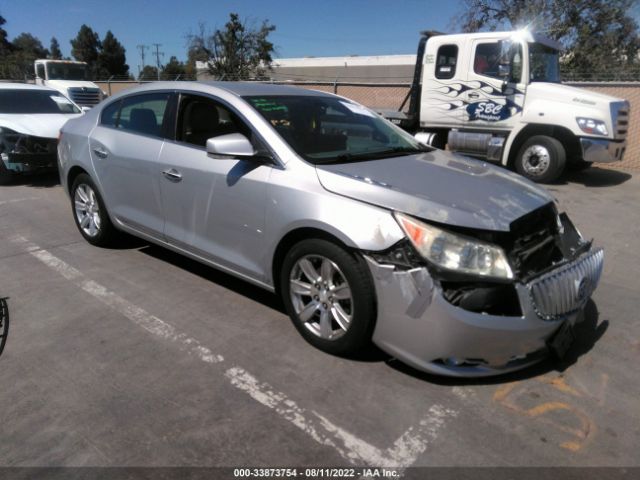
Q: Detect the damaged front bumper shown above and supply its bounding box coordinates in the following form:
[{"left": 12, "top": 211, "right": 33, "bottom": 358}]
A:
[
  {"left": 0, "top": 131, "right": 58, "bottom": 174},
  {"left": 366, "top": 247, "right": 604, "bottom": 377}
]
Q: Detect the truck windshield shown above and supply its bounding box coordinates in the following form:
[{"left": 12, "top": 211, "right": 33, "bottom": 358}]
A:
[
  {"left": 244, "top": 95, "right": 430, "bottom": 164},
  {"left": 529, "top": 43, "right": 560, "bottom": 83},
  {"left": 0, "top": 90, "right": 81, "bottom": 114},
  {"left": 47, "top": 64, "right": 89, "bottom": 81}
]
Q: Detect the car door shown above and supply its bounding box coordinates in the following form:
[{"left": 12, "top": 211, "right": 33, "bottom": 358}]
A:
[
  {"left": 89, "top": 92, "right": 172, "bottom": 238},
  {"left": 157, "top": 93, "right": 272, "bottom": 281},
  {"left": 464, "top": 40, "right": 525, "bottom": 129}
]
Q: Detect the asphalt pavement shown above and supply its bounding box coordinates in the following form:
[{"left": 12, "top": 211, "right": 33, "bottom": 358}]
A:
[{"left": 0, "top": 167, "right": 638, "bottom": 468}]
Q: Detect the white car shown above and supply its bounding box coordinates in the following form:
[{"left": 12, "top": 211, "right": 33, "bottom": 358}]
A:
[{"left": 0, "top": 83, "right": 83, "bottom": 183}]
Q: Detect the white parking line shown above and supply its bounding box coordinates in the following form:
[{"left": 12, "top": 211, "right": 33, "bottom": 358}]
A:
[
  {"left": 11, "top": 235, "right": 223, "bottom": 364},
  {"left": 227, "top": 366, "right": 456, "bottom": 466},
  {"left": 11, "top": 234, "right": 457, "bottom": 467},
  {"left": 0, "top": 196, "right": 41, "bottom": 206}
]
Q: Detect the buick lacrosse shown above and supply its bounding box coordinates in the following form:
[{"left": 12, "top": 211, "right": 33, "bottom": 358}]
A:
[{"left": 58, "top": 82, "right": 603, "bottom": 377}]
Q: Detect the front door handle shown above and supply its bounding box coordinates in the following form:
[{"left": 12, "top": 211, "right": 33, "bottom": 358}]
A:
[
  {"left": 93, "top": 147, "right": 109, "bottom": 159},
  {"left": 468, "top": 92, "right": 480, "bottom": 99},
  {"left": 162, "top": 168, "right": 182, "bottom": 182}
]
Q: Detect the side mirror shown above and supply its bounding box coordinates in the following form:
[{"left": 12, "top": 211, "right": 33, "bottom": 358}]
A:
[
  {"left": 497, "top": 39, "right": 513, "bottom": 79},
  {"left": 81, "top": 106, "right": 92, "bottom": 113},
  {"left": 206, "top": 133, "right": 256, "bottom": 158}
]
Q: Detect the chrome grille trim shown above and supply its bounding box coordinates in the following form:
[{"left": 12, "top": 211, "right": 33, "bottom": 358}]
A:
[
  {"left": 611, "top": 101, "right": 630, "bottom": 141},
  {"left": 68, "top": 88, "right": 101, "bottom": 107},
  {"left": 527, "top": 248, "right": 604, "bottom": 321}
]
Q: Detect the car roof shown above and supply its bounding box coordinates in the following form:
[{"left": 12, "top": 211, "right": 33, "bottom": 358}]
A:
[
  {"left": 108, "top": 81, "right": 334, "bottom": 100},
  {"left": 0, "top": 82, "right": 58, "bottom": 92}
]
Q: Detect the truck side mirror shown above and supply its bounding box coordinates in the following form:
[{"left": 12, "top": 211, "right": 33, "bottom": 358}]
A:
[{"left": 498, "top": 39, "right": 513, "bottom": 78}]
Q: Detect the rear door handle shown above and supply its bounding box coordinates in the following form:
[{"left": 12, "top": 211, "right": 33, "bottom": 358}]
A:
[
  {"left": 162, "top": 168, "right": 182, "bottom": 182},
  {"left": 93, "top": 147, "right": 109, "bottom": 159}
]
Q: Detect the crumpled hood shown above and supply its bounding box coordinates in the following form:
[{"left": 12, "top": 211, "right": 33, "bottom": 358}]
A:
[
  {"left": 45, "top": 80, "right": 101, "bottom": 92},
  {"left": 0, "top": 113, "right": 82, "bottom": 139},
  {"left": 316, "top": 150, "right": 554, "bottom": 232}
]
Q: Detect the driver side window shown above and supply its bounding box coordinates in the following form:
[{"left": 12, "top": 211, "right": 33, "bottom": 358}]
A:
[{"left": 176, "top": 94, "right": 251, "bottom": 148}]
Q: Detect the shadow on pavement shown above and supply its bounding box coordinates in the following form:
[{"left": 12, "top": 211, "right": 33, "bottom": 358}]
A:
[
  {"left": 137, "top": 243, "right": 285, "bottom": 314},
  {"left": 559, "top": 167, "right": 632, "bottom": 187},
  {"left": 1, "top": 172, "right": 61, "bottom": 188},
  {"left": 387, "top": 299, "right": 607, "bottom": 386}
]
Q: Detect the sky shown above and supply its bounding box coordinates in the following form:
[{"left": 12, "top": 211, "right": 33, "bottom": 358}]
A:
[{"left": 1, "top": 0, "right": 462, "bottom": 74}]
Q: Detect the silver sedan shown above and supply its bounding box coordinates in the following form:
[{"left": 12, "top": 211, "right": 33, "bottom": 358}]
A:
[{"left": 58, "top": 82, "right": 603, "bottom": 377}]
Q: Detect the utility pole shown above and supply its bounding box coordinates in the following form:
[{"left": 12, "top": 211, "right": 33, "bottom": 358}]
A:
[
  {"left": 136, "top": 44, "right": 148, "bottom": 78},
  {"left": 152, "top": 43, "right": 164, "bottom": 80}
]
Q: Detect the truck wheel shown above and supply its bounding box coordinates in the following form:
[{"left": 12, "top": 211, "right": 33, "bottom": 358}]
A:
[
  {"left": 280, "top": 239, "right": 376, "bottom": 357},
  {"left": 515, "top": 136, "right": 566, "bottom": 183}
]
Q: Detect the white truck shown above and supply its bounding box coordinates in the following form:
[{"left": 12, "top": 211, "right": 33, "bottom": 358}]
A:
[
  {"left": 381, "top": 30, "right": 629, "bottom": 183},
  {"left": 34, "top": 59, "right": 105, "bottom": 109}
]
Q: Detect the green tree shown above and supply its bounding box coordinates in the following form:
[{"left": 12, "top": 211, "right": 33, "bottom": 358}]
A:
[
  {"left": 161, "top": 56, "right": 187, "bottom": 79},
  {"left": 97, "top": 30, "right": 129, "bottom": 78},
  {"left": 453, "top": 0, "right": 640, "bottom": 80},
  {"left": 9, "top": 33, "right": 48, "bottom": 78},
  {"left": 0, "top": 14, "right": 11, "bottom": 54},
  {"left": 70, "top": 24, "right": 101, "bottom": 77},
  {"left": 49, "top": 37, "right": 62, "bottom": 59},
  {"left": 186, "top": 13, "right": 276, "bottom": 80},
  {"left": 139, "top": 65, "right": 158, "bottom": 80}
]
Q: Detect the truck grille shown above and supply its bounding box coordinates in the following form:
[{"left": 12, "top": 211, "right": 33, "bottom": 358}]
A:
[
  {"left": 68, "top": 87, "right": 101, "bottom": 107},
  {"left": 527, "top": 248, "right": 604, "bottom": 321},
  {"left": 612, "top": 101, "right": 630, "bottom": 141}
]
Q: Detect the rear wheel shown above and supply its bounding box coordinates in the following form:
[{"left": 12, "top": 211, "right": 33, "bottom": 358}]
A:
[
  {"left": 280, "top": 239, "right": 376, "bottom": 356},
  {"left": 71, "top": 173, "right": 119, "bottom": 247},
  {"left": 514, "top": 135, "right": 566, "bottom": 183}
]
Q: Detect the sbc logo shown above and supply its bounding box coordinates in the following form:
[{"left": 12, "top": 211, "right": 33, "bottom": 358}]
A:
[{"left": 467, "top": 100, "right": 511, "bottom": 121}]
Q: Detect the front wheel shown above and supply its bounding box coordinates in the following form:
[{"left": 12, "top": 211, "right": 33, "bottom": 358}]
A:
[
  {"left": 280, "top": 239, "right": 376, "bottom": 356},
  {"left": 514, "top": 135, "right": 566, "bottom": 183},
  {"left": 71, "top": 173, "right": 119, "bottom": 247}
]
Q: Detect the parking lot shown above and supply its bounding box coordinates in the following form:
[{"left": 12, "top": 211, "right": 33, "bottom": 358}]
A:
[{"left": 0, "top": 166, "right": 639, "bottom": 469}]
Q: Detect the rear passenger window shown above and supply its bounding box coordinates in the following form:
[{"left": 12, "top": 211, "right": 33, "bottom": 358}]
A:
[
  {"left": 117, "top": 93, "right": 171, "bottom": 137},
  {"left": 435, "top": 45, "right": 458, "bottom": 79},
  {"left": 101, "top": 100, "right": 121, "bottom": 127}
]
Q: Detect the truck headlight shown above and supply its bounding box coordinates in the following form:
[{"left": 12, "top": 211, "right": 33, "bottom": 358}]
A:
[
  {"left": 576, "top": 117, "right": 608, "bottom": 136},
  {"left": 394, "top": 212, "right": 514, "bottom": 279}
]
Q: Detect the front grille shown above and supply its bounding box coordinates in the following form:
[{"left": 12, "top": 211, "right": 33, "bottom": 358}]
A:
[
  {"left": 612, "top": 101, "right": 630, "bottom": 141},
  {"left": 528, "top": 248, "right": 604, "bottom": 321},
  {"left": 506, "top": 203, "right": 563, "bottom": 279},
  {"left": 68, "top": 88, "right": 101, "bottom": 107}
]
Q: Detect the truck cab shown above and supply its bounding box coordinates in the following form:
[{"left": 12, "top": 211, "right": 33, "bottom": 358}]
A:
[
  {"left": 34, "top": 60, "right": 105, "bottom": 109},
  {"left": 385, "top": 30, "right": 629, "bottom": 183}
]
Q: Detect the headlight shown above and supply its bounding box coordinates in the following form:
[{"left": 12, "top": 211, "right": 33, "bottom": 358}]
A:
[
  {"left": 576, "top": 117, "right": 608, "bottom": 136},
  {"left": 394, "top": 212, "right": 514, "bottom": 280}
]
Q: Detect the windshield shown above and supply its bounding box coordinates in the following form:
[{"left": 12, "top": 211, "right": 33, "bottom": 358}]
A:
[
  {"left": 47, "top": 63, "right": 89, "bottom": 81},
  {"left": 0, "top": 90, "right": 81, "bottom": 114},
  {"left": 528, "top": 43, "right": 560, "bottom": 83},
  {"left": 244, "top": 95, "right": 430, "bottom": 164}
]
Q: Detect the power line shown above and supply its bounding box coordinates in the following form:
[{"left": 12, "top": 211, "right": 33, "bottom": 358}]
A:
[
  {"left": 152, "top": 43, "right": 165, "bottom": 80},
  {"left": 136, "top": 44, "right": 148, "bottom": 77}
]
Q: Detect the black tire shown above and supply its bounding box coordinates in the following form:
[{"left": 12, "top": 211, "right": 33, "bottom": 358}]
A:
[
  {"left": 280, "top": 239, "right": 376, "bottom": 356},
  {"left": 71, "top": 173, "right": 119, "bottom": 247},
  {"left": 0, "top": 297, "right": 9, "bottom": 357},
  {"left": 514, "top": 135, "right": 566, "bottom": 183},
  {"left": 569, "top": 160, "right": 593, "bottom": 171}
]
